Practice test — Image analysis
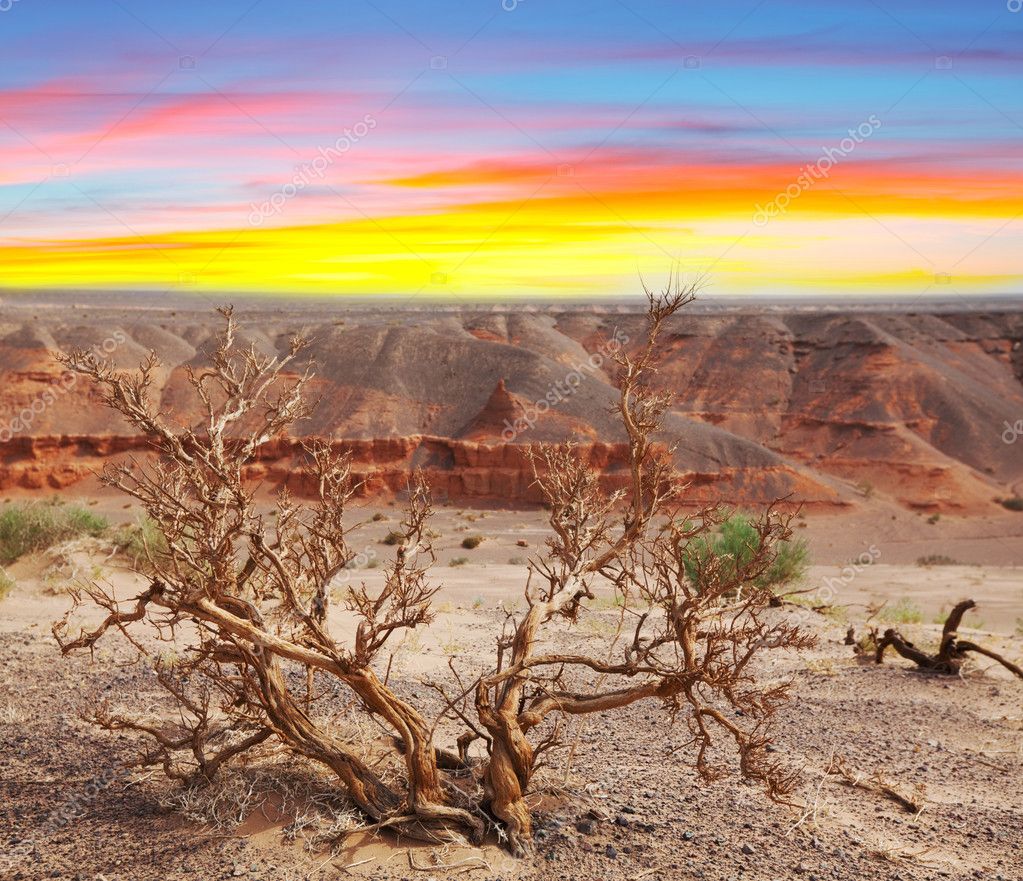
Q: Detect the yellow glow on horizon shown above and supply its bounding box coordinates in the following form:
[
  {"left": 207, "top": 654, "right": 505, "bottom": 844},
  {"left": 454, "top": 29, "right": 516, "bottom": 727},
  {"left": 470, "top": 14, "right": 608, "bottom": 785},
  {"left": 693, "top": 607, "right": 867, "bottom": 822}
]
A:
[{"left": 0, "top": 193, "right": 1020, "bottom": 297}]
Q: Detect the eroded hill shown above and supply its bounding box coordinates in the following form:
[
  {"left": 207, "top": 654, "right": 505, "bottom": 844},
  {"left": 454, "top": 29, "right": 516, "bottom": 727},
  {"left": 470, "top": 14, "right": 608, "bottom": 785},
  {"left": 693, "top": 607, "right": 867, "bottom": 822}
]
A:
[{"left": 1, "top": 297, "right": 1020, "bottom": 512}]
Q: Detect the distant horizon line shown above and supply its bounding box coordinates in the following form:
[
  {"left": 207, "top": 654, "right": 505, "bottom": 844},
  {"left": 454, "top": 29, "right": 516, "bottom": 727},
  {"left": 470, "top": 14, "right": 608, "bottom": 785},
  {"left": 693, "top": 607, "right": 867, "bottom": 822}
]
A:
[{"left": 2, "top": 288, "right": 1020, "bottom": 311}]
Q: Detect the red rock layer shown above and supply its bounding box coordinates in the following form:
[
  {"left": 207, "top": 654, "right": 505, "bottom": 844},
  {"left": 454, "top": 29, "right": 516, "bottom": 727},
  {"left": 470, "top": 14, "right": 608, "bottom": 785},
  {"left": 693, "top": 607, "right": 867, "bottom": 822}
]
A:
[{"left": 0, "top": 433, "right": 845, "bottom": 510}]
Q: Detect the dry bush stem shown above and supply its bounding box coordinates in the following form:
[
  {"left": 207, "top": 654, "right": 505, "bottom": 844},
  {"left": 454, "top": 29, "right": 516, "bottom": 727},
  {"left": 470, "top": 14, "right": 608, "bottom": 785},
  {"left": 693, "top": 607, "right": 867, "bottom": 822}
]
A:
[{"left": 54, "top": 289, "right": 813, "bottom": 855}]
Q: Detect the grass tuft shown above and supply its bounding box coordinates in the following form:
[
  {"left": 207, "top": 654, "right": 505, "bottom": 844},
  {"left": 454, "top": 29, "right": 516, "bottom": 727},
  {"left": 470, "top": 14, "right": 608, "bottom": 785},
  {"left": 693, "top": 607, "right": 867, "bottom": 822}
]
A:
[
  {"left": 684, "top": 513, "right": 809, "bottom": 594},
  {"left": 111, "top": 516, "right": 168, "bottom": 569},
  {"left": 916, "top": 554, "right": 959, "bottom": 567},
  {"left": 878, "top": 597, "right": 923, "bottom": 625},
  {"left": 0, "top": 499, "right": 109, "bottom": 565}
]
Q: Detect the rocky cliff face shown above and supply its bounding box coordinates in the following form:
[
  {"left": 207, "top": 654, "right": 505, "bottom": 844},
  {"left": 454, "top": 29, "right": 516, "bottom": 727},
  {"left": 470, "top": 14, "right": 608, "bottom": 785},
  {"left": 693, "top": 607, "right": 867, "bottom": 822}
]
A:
[{"left": 1, "top": 300, "right": 1020, "bottom": 512}]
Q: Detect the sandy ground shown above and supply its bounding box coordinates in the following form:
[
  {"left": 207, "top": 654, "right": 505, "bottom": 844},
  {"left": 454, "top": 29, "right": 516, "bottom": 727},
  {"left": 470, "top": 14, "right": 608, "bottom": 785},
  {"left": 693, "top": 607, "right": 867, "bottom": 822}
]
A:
[{"left": 1, "top": 499, "right": 1022, "bottom": 881}]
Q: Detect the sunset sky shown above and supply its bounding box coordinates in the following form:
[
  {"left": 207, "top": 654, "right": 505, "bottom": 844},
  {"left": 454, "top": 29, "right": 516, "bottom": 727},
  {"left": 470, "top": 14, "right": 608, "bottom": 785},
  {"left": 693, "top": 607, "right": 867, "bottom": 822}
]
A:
[{"left": 0, "top": 0, "right": 1020, "bottom": 298}]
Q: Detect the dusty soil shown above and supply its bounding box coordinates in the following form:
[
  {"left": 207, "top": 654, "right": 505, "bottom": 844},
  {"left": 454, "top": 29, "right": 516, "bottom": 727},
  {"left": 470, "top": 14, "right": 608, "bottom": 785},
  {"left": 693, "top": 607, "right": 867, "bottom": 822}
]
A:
[{"left": 1, "top": 502, "right": 1022, "bottom": 881}]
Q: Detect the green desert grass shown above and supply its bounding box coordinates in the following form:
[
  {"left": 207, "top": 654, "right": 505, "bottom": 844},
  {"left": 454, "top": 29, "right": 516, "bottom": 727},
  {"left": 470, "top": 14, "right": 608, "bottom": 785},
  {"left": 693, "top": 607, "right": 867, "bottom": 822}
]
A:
[
  {"left": 878, "top": 597, "right": 924, "bottom": 626},
  {"left": 0, "top": 568, "right": 14, "bottom": 601},
  {"left": 684, "top": 512, "right": 809, "bottom": 594},
  {"left": 0, "top": 499, "right": 109, "bottom": 565}
]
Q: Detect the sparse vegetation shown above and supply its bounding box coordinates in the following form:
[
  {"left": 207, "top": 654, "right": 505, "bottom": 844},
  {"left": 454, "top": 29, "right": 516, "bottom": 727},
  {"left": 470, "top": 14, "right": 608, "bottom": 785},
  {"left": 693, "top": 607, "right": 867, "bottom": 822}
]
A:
[
  {"left": 460, "top": 534, "right": 484, "bottom": 549},
  {"left": 1000, "top": 496, "right": 1023, "bottom": 512},
  {"left": 439, "top": 632, "right": 466, "bottom": 654},
  {"left": 685, "top": 512, "right": 809, "bottom": 595},
  {"left": 0, "top": 499, "right": 109, "bottom": 565},
  {"left": 916, "top": 554, "right": 959, "bottom": 566},
  {"left": 53, "top": 292, "right": 813, "bottom": 856},
  {"left": 877, "top": 598, "right": 923, "bottom": 625},
  {"left": 0, "top": 568, "right": 14, "bottom": 600},
  {"left": 927, "top": 513, "right": 941, "bottom": 524},
  {"left": 507, "top": 556, "right": 527, "bottom": 565},
  {"left": 111, "top": 516, "right": 168, "bottom": 569},
  {"left": 449, "top": 556, "right": 469, "bottom": 567}
]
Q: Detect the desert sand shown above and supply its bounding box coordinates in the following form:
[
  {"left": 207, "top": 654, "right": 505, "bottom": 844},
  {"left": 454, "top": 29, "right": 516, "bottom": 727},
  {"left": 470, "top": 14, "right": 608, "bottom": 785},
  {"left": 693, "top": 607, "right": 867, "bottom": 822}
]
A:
[{"left": 1, "top": 497, "right": 1021, "bottom": 881}]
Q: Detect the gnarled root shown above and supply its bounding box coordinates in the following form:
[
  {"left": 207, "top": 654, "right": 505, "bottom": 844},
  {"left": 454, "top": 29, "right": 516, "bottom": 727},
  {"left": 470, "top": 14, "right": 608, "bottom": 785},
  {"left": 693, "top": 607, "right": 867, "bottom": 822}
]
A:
[{"left": 874, "top": 600, "right": 1023, "bottom": 679}]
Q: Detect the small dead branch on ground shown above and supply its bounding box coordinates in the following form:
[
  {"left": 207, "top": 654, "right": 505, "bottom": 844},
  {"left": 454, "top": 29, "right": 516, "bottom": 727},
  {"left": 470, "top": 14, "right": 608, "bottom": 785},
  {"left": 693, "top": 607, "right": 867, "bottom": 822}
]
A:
[
  {"left": 824, "top": 754, "right": 925, "bottom": 814},
  {"left": 867, "top": 600, "right": 1023, "bottom": 678}
]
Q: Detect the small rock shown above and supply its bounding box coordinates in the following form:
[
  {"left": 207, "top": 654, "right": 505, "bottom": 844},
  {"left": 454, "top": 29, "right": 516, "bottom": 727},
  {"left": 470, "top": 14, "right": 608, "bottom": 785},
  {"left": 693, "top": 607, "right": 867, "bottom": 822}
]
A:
[
  {"left": 575, "top": 819, "right": 595, "bottom": 835},
  {"left": 741, "top": 843, "right": 755, "bottom": 855},
  {"left": 605, "top": 844, "right": 618, "bottom": 859}
]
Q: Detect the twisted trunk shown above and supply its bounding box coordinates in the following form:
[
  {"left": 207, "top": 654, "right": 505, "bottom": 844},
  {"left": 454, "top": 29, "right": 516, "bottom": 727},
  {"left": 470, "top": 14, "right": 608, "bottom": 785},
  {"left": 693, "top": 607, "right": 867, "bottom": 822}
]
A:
[
  {"left": 476, "top": 605, "right": 545, "bottom": 855},
  {"left": 478, "top": 704, "right": 535, "bottom": 856},
  {"left": 257, "top": 660, "right": 402, "bottom": 819},
  {"left": 347, "top": 668, "right": 485, "bottom": 842}
]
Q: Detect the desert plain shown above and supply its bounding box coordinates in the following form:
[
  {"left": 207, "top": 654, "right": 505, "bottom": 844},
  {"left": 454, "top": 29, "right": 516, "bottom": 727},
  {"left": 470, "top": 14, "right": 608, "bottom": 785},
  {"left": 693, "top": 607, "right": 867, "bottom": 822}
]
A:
[{"left": 1, "top": 294, "right": 1021, "bottom": 881}]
